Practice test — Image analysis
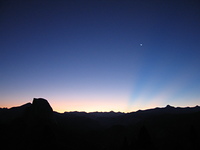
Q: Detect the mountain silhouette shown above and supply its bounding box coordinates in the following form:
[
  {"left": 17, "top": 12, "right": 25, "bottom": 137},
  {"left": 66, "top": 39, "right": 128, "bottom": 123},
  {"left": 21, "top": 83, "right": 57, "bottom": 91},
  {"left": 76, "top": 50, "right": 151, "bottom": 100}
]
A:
[
  {"left": 31, "top": 98, "right": 53, "bottom": 118},
  {"left": 0, "top": 98, "right": 200, "bottom": 150}
]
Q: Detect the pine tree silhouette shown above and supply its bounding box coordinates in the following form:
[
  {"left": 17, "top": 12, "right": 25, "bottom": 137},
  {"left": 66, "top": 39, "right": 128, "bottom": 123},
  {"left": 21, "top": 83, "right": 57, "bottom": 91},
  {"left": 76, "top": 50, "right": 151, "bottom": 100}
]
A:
[
  {"left": 135, "top": 126, "right": 154, "bottom": 150},
  {"left": 189, "top": 125, "right": 198, "bottom": 150},
  {"left": 121, "top": 136, "right": 129, "bottom": 150}
]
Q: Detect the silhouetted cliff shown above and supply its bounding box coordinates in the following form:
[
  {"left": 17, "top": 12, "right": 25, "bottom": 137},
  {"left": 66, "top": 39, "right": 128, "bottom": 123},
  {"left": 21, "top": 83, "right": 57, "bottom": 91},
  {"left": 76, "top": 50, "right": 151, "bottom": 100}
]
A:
[{"left": 0, "top": 98, "right": 57, "bottom": 150}]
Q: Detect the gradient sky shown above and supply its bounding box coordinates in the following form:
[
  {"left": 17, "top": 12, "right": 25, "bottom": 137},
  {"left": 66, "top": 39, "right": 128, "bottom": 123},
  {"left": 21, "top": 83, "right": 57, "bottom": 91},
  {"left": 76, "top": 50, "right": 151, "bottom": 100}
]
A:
[{"left": 1, "top": 0, "right": 200, "bottom": 112}]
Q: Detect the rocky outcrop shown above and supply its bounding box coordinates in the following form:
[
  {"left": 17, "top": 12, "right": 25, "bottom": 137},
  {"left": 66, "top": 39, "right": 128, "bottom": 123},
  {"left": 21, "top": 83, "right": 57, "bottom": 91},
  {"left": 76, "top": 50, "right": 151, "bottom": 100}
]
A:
[
  {"left": 0, "top": 98, "right": 57, "bottom": 149},
  {"left": 24, "top": 98, "right": 57, "bottom": 149},
  {"left": 30, "top": 98, "right": 53, "bottom": 121}
]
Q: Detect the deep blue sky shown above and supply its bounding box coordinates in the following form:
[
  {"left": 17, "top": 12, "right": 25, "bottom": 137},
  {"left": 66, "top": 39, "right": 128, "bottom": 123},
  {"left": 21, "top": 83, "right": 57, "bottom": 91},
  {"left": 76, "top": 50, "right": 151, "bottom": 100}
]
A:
[{"left": 1, "top": 0, "right": 200, "bottom": 112}]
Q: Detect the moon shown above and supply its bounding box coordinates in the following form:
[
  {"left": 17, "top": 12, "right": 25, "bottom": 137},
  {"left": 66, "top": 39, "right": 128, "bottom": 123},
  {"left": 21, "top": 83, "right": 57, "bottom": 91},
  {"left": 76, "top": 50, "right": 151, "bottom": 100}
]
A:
[{"left": 140, "top": 44, "right": 143, "bottom": 46}]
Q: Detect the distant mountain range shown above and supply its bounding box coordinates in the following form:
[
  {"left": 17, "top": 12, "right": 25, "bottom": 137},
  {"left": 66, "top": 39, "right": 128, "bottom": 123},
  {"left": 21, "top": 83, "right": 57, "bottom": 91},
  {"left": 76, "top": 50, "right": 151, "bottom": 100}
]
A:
[{"left": 1, "top": 98, "right": 200, "bottom": 150}]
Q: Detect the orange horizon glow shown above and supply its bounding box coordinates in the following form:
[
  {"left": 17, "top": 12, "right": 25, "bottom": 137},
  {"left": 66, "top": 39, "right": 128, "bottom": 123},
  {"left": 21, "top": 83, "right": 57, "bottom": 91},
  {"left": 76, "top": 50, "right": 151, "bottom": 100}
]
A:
[{"left": 1, "top": 97, "right": 199, "bottom": 113}]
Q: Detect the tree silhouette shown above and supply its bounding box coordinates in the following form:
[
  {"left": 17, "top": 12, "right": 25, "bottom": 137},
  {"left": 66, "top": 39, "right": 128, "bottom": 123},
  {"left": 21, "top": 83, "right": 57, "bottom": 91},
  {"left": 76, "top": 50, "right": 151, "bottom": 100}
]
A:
[
  {"left": 189, "top": 125, "right": 198, "bottom": 150},
  {"left": 135, "top": 126, "right": 154, "bottom": 150},
  {"left": 121, "top": 136, "right": 129, "bottom": 150}
]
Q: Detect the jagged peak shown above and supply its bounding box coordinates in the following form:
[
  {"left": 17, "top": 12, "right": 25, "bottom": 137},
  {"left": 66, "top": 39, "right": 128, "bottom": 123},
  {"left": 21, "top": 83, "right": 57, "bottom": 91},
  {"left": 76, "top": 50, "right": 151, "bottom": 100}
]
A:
[{"left": 165, "top": 105, "right": 174, "bottom": 109}]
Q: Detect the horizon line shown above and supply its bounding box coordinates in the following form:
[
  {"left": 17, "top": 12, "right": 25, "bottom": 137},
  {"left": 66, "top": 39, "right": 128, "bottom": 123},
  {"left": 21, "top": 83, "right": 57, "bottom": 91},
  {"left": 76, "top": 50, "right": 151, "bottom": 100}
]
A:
[{"left": 1, "top": 101, "right": 199, "bottom": 114}]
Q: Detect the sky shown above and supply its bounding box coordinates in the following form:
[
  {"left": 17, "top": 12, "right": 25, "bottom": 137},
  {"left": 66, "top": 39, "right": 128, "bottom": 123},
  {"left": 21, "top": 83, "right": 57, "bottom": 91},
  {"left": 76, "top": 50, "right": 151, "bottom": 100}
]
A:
[{"left": 1, "top": 0, "right": 200, "bottom": 112}]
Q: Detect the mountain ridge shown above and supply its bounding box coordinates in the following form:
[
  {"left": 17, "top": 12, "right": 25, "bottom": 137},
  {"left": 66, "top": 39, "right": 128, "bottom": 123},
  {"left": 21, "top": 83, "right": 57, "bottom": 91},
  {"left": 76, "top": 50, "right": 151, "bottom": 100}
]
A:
[
  {"left": 1, "top": 98, "right": 200, "bottom": 150},
  {"left": 1, "top": 102, "right": 199, "bottom": 115}
]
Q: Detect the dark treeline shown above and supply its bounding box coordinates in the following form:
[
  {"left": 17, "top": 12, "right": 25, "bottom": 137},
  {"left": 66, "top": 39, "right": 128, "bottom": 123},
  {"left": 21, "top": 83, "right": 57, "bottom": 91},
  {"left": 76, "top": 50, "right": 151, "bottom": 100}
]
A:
[{"left": 0, "top": 98, "right": 200, "bottom": 150}]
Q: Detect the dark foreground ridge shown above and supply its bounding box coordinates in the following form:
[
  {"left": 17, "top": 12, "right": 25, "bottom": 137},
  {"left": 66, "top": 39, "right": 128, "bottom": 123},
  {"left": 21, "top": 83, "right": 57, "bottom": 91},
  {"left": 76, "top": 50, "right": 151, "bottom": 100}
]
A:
[{"left": 0, "top": 98, "right": 200, "bottom": 150}]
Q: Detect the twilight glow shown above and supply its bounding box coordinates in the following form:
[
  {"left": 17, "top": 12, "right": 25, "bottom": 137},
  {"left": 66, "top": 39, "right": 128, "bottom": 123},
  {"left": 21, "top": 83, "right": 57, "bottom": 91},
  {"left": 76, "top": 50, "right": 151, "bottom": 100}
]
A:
[{"left": 1, "top": 0, "right": 200, "bottom": 112}]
